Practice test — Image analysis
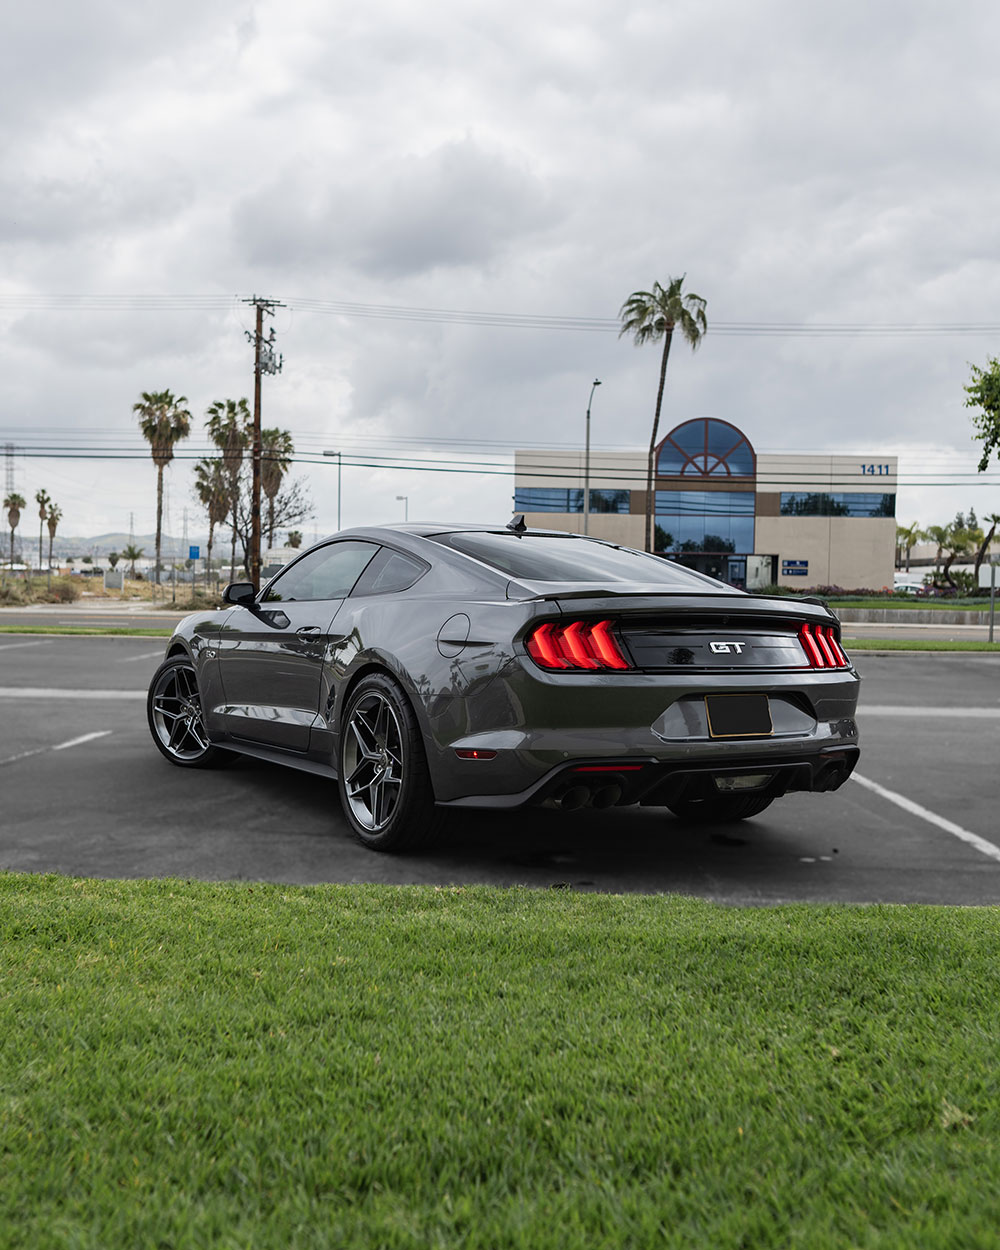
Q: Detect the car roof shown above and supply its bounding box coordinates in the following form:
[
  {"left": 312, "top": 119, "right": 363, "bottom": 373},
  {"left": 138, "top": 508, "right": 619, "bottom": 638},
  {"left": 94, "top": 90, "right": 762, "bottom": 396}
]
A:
[{"left": 319, "top": 522, "right": 614, "bottom": 542}]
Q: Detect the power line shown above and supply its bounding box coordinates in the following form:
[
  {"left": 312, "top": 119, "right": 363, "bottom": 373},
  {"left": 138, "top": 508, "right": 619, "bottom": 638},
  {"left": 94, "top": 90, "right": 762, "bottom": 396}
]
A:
[
  {"left": 6, "top": 447, "right": 999, "bottom": 488},
  {"left": 1, "top": 292, "right": 999, "bottom": 337}
]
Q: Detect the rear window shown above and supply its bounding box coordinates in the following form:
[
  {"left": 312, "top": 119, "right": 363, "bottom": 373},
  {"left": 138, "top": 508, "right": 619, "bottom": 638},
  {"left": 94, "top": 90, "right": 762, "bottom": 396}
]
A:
[{"left": 432, "top": 532, "right": 722, "bottom": 588}]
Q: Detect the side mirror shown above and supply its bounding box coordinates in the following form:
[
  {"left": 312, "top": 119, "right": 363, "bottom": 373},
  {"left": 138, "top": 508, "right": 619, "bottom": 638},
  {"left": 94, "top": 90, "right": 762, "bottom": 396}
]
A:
[{"left": 222, "top": 581, "right": 257, "bottom": 606}]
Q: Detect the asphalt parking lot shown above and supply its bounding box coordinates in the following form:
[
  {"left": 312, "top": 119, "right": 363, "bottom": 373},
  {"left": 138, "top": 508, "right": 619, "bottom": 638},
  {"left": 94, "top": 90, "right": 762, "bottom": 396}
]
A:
[{"left": 1, "top": 633, "right": 998, "bottom": 903}]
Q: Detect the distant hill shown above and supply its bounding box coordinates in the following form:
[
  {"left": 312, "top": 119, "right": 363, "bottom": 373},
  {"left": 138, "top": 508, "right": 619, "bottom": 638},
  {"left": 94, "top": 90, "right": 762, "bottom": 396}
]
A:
[{"left": 22, "top": 532, "right": 212, "bottom": 560}]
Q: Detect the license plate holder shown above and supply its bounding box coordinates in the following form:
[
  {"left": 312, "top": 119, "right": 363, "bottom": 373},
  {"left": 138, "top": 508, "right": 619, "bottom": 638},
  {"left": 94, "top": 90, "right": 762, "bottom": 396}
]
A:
[{"left": 705, "top": 694, "right": 773, "bottom": 738}]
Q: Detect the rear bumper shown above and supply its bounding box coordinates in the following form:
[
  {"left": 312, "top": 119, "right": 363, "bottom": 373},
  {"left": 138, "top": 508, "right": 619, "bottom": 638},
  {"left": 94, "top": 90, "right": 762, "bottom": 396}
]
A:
[
  {"left": 425, "top": 657, "right": 861, "bottom": 808},
  {"left": 438, "top": 743, "right": 860, "bottom": 811}
]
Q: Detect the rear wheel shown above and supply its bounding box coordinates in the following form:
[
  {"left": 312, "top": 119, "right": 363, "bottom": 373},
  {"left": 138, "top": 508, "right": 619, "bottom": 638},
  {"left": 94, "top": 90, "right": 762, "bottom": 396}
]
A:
[
  {"left": 338, "top": 672, "right": 444, "bottom": 852},
  {"left": 147, "top": 656, "right": 234, "bottom": 769},
  {"left": 667, "top": 792, "right": 775, "bottom": 824}
]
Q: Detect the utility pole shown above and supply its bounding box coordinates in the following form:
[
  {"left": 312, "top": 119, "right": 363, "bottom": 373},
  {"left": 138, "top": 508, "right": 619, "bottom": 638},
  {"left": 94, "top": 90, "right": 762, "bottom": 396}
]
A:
[
  {"left": 242, "top": 295, "right": 284, "bottom": 586},
  {"left": 583, "top": 378, "right": 601, "bottom": 535},
  {"left": 182, "top": 506, "right": 189, "bottom": 594}
]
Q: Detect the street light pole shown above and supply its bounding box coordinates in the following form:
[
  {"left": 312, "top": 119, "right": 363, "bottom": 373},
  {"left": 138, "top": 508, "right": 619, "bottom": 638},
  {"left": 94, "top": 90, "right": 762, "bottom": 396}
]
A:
[
  {"left": 396, "top": 495, "right": 409, "bottom": 522},
  {"left": 322, "top": 451, "right": 343, "bottom": 530},
  {"left": 583, "top": 378, "right": 601, "bottom": 535}
]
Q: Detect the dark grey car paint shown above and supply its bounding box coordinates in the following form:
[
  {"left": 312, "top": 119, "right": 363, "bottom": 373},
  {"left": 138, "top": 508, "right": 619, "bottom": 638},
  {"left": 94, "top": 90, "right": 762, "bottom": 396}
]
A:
[{"left": 159, "top": 523, "right": 861, "bottom": 811}]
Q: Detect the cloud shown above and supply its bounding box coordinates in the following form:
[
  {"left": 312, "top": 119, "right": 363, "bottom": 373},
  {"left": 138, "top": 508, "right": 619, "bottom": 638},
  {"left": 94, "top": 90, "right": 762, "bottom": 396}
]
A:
[
  {"left": 233, "top": 137, "right": 562, "bottom": 278},
  {"left": 3, "top": 0, "right": 1000, "bottom": 540}
]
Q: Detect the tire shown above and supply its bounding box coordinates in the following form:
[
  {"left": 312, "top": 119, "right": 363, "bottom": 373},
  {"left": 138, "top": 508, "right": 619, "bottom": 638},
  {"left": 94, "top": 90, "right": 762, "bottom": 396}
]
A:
[
  {"left": 147, "top": 656, "right": 235, "bottom": 769},
  {"left": 667, "top": 792, "right": 775, "bottom": 824},
  {"left": 338, "top": 672, "right": 444, "bottom": 852}
]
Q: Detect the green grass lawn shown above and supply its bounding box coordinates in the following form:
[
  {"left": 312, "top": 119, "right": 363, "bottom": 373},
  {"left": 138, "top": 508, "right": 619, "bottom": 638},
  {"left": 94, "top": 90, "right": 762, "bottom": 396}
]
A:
[
  {"left": 827, "top": 598, "right": 993, "bottom": 612},
  {"left": 0, "top": 625, "right": 172, "bottom": 636},
  {"left": 843, "top": 637, "right": 1000, "bottom": 652},
  {"left": 3, "top": 875, "right": 1000, "bottom": 1249}
]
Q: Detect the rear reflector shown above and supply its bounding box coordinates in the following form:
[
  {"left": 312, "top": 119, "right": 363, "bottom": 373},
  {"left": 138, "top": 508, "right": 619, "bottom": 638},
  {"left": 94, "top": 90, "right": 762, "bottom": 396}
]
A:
[
  {"left": 798, "top": 623, "right": 850, "bottom": 669},
  {"left": 526, "top": 619, "right": 630, "bottom": 671},
  {"left": 454, "top": 748, "right": 497, "bottom": 760}
]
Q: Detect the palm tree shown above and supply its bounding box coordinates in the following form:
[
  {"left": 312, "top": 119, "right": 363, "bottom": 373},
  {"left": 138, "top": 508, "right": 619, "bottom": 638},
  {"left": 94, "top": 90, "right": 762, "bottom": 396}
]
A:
[
  {"left": 974, "top": 513, "right": 1000, "bottom": 581},
  {"left": 923, "top": 524, "right": 949, "bottom": 572},
  {"left": 206, "top": 398, "right": 250, "bottom": 580},
  {"left": 4, "top": 492, "right": 26, "bottom": 579},
  {"left": 261, "top": 428, "right": 295, "bottom": 547},
  {"left": 45, "top": 502, "right": 62, "bottom": 591},
  {"left": 287, "top": 530, "right": 303, "bottom": 549},
  {"left": 941, "top": 522, "right": 979, "bottom": 591},
  {"left": 619, "top": 277, "right": 708, "bottom": 551},
  {"left": 121, "top": 543, "right": 144, "bottom": 579},
  {"left": 35, "top": 489, "right": 50, "bottom": 574},
  {"left": 193, "top": 458, "right": 230, "bottom": 586},
  {"left": 133, "top": 389, "right": 192, "bottom": 594},
  {"left": 895, "top": 521, "right": 922, "bottom": 571}
]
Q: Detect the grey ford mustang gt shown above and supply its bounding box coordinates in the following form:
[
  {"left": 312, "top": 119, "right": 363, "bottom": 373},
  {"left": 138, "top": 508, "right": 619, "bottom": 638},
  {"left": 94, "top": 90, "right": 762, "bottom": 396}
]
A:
[{"left": 146, "top": 520, "right": 860, "bottom": 851}]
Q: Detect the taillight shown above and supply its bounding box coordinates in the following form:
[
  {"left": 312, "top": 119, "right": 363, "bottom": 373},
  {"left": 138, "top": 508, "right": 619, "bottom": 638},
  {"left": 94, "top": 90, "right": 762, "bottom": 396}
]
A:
[
  {"left": 526, "top": 619, "right": 631, "bottom": 671},
  {"left": 798, "top": 623, "right": 850, "bottom": 669}
]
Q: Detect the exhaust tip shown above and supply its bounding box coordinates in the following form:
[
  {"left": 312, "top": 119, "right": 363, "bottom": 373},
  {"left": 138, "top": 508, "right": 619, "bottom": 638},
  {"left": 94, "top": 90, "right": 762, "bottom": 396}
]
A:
[
  {"left": 555, "top": 785, "right": 591, "bottom": 811},
  {"left": 591, "top": 784, "right": 622, "bottom": 809}
]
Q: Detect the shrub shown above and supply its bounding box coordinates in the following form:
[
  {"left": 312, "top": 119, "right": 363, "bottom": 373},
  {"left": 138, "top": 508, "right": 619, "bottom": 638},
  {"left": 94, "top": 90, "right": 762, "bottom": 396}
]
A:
[
  {"left": 39, "top": 578, "right": 81, "bottom": 603},
  {"left": 0, "top": 581, "right": 31, "bottom": 606}
]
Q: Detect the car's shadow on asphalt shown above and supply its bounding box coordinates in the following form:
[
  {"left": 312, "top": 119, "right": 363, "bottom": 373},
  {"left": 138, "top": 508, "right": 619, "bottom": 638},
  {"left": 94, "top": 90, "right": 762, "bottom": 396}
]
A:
[{"left": 223, "top": 756, "right": 840, "bottom": 898}]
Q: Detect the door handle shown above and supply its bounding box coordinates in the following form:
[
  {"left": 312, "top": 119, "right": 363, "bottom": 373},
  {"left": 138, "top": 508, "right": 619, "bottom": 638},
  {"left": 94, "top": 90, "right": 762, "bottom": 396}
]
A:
[{"left": 296, "top": 626, "right": 321, "bottom": 635}]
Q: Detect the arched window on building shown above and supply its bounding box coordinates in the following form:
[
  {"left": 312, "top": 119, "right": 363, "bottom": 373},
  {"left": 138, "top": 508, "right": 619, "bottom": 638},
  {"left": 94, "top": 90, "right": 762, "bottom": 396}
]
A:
[
  {"left": 657, "top": 418, "right": 755, "bottom": 478},
  {"left": 654, "top": 419, "right": 757, "bottom": 583}
]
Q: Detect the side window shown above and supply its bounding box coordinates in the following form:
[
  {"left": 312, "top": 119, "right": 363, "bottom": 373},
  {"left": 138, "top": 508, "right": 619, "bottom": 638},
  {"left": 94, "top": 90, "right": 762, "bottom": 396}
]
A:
[
  {"left": 351, "top": 547, "right": 429, "bottom": 597},
  {"left": 262, "top": 541, "right": 379, "bottom": 602}
]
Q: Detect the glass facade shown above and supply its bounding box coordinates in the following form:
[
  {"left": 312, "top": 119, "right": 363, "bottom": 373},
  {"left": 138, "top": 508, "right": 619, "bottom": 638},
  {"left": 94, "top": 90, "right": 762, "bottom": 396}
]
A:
[
  {"left": 588, "top": 489, "right": 631, "bottom": 513},
  {"left": 514, "top": 487, "right": 631, "bottom": 514},
  {"left": 779, "top": 492, "right": 895, "bottom": 518},
  {"left": 657, "top": 418, "right": 755, "bottom": 477},
  {"left": 655, "top": 490, "right": 754, "bottom": 554},
  {"left": 514, "top": 487, "right": 583, "bottom": 513}
]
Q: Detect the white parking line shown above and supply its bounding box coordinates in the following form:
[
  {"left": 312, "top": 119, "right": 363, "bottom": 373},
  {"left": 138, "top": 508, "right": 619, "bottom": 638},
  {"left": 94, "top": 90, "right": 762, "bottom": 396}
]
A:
[
  {"left": 852, "top": 771, "right": 1000, "bottom": 863},
  {"left": 0, "top": 688, "right": 145, "bottom": 699},
  {"left": 861, "top": 705, "right": 1000, "bottom": 718},
  {"left": 0, "top": 639, "right": 55, "bottom": 651},
  {"left": 118, "top": 650, "right": 166, "bottom": 663},
  {"left": 0, "top": 730, "right": 112, "bottom": 768}
]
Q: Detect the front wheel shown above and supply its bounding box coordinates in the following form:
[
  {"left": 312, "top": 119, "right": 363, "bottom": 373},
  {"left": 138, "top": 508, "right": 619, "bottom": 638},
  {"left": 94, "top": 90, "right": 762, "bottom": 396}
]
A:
[
  {"left": 667, "top": 792, "right": 775, "bottom": 824},
  {"left": 147, "top": 656, "right": 234, "bottom": 769},
  {"left": 338, "top": 672, "right": 443, "bottom": 852}
]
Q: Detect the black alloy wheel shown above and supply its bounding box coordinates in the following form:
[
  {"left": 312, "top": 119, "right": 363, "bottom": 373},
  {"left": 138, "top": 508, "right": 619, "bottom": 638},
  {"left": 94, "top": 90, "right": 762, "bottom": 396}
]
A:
[
  {"left": 147, "top": 656, "right": 233, "bottom": 769},
  {"left": 338, "top": 672, "right": 442, "bottom": 852}
]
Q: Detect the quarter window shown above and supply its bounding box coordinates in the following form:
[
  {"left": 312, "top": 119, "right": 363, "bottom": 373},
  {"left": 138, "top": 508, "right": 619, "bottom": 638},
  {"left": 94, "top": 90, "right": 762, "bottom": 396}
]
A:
[{"left": 351, "top": 548, "right": 429, "bottom": 596}]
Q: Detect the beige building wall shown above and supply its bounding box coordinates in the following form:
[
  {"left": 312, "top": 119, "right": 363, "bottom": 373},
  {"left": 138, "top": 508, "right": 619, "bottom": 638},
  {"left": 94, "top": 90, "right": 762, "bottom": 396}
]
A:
[
  {"left": 755, "top": 516, "right": 897, "bottom": 588},
  {"left": 515, "top": 447, "right": 898, "bottom": 588},
  {"left": 516, "top": 449, "right": 646, "bottom": 548},
  {"left": 514, "top": 449, "right": 646, "bottom": 491},
  {"left": 756, "top": 453, "right": 898, "bottom": 494}
]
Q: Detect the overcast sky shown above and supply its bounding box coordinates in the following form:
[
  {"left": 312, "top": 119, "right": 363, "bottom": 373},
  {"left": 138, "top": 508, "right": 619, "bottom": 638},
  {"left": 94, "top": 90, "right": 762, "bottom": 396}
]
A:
[{"left": 2, "top": 0, "right": 999, "bottom": 545}]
